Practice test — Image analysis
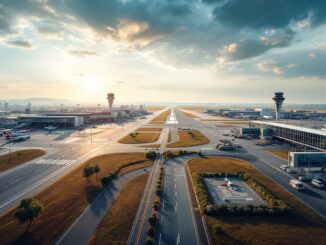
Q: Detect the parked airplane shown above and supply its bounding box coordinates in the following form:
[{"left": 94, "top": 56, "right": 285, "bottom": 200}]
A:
[
  {"left": 44, "top": 125, "right": 58, "bottom": 132},
  {"left": 3, "top": 131, "right": 31, "bottom": 141}
]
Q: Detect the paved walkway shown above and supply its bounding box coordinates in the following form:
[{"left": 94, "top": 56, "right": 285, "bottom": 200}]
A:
[{"left": 55, "top": 167, "right": 152, "bottom": 245}]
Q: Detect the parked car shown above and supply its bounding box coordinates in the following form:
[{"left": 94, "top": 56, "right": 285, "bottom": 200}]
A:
[
  {"left": 297, "top": 176, "right": 310, "bottom": 182},
  {"left": 286, "top": 168, "right": 297, "bottom": 174},
  {"left": 280, "top": 165, "right": 289, "bottom": 171},
  {"left": 290, "top": 179, "right": 305, "bottom": 191},
  {"left": 311, "top": 179, "right": 325, "bottom": 189}
]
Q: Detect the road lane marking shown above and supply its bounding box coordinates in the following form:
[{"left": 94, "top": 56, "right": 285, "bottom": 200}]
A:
[
  {"left": 175, "top": 201, "right": 178, "bottom": 212},
  {"left": 159, "top": 233, "right": 162, "bottom": 245},
  {"left": 177, "top": 233, "right": 180, "bottom": 245}
]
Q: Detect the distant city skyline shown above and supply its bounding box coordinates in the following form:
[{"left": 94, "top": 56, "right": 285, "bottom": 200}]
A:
[{"left": 0, "top": 1, "right": 326, "bottom": 103}]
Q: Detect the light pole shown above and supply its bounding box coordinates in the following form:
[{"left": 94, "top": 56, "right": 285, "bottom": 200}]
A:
[
  {"left": 91, "top": 127, "right": 93, "bottom": 144},
  {"left": 8, "top": 143, "right": 11, "bottom": 163}
]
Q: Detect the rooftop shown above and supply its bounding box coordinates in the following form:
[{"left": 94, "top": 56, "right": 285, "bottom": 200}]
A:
[{"left": 251, "top": 120, "right": 326, "bottom": 136}]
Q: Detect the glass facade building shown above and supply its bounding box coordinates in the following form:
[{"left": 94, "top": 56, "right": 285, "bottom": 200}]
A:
[
  {"left": 289, "top": 152, "right": 326, "bottom": 168},
  {"left": 249, "top": 121, "right": 326, "bottom": 151}
]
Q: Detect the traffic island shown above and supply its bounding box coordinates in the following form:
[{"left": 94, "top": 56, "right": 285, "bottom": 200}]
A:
[
  {"left": 167, "top": 130, "right": 209, "bottom": 147},
  {"left": 145, "top": 166, "right": 165, "bottom": 245}
]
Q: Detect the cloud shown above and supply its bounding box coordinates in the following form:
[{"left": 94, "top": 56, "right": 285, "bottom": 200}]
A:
[
  {"left": 206, "top": 0, "right": 326, "bottom": 29},
  {"left": 6, "top": 39, "right": 33, "bottom": 48},
  {"left": 256, "top": 59, "right": 283, "bottom": 75},
  {"left": 68, "top": 50, "right": 98, "bottom": 58}
]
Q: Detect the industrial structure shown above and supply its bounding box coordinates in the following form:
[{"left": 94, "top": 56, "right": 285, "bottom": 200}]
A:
[{"left": 273, "top": 92, "right": 285, "bottom": 121}]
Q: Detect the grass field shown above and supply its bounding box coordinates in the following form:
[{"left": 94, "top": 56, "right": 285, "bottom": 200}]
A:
[
  {"left": 145, "top": 106, "right": 166, "bottom": 111},
  {"left": 149, "top": 110, "right": 170, "bottom": 124},
  {"left": 137, "top": 127, "right": 163, "bottom": 132},
  {"left": 118, "top": 131, "right": 161, "bottom": 144},
  {"left": 0, "top": 153, "right": 153, "bottom": 245},
  {"left": 167, "top": 130, "right": 209, "bottom": 147},
  {"left": 268, "top": 149, "right": 289, "bottom": 160},
  {"left": 0, "top": 149, "right": 45, "bottom": 172},
  {"left": 187, "top": 157, "right": 326, "bottom": 245},
  {"left": 179, "top": 106, "right": 208, "bottom": 113},
  {"left": 182, "top": 111, "right": 200, "bottom": 118},
  {"left": 88, "top": 174, "right": 148, "bottom": 245}
]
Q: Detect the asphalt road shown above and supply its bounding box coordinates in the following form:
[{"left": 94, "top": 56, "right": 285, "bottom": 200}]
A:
[
  {"left": 156, "top": 156, "right": 200, "bottom": 245},
  {"left": 0, "top": 110, "right": 166, "bottom": 215}
]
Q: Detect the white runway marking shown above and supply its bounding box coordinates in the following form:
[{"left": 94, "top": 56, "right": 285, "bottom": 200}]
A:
[{"left": 35, "top": 159, "right": 76, "bottom": 165}]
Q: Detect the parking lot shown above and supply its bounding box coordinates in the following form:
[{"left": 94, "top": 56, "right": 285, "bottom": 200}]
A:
[{"left": 204, "top": 177, "right": 266, "bottom": 206}]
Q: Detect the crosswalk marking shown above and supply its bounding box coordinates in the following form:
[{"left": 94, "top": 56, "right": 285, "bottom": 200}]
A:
[{"left": 35, "top": 159, "right": 76, "bottom": 165}]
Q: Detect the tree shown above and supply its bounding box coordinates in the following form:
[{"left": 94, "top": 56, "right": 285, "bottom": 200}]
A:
[
  {"left": 14, "top": 197, "right": 42, "bottom": 232},
  {"left": 83, "top": 164, "right": 94, "bottom": 185},
  {"left": 94, "top": 164, "right": 100, "bottom": 181}
]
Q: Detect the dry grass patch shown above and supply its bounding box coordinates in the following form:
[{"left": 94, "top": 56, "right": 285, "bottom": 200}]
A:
[
  {"left": 145, "top": 106, "right": 166, "bottom": 112},
  {"left": 89, "top": 174, "right": 148, "bottom": 245},
  {"left": 0, "top": 153, "right": 153, "bottom": 245},
  {"left": 0, "top": 149, "right": 45, "bottom": 172},
  {"left": 118, "top": 132, "right": 161, "bottom": 144},
  {"left": 149, "top": 110, "right": 170, "bottom": 124},
  {"left": 268, "top": 149, "right": 289, "bottom": 160},
  {"left": 182, "top": 111, "right": 200, "bottom": 118},
  {"left": 167, "top": 130, "right": 209, "bottom": 147},
  {"left": 187, "top": 157, "right": 326, "bottom": 245},
  {"left": 179, "top": 106, "right": 208, "bottom": 112},
  {"left": 137, "top": 127, "right": 163, "bottom": 132}
]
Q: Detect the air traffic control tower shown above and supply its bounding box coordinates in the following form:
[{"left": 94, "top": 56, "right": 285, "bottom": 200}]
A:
[{"left": 273, "top": 92, "right": 285, "bottom": 121}]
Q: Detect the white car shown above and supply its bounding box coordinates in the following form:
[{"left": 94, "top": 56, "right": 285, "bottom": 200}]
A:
[
  {"left": 290, "top": 179, "right": 305, "bottom": 191},
  {"left": 311, "top": 179, "right": 325, "bottom": 189},
  {"left": 280, "top": 165, "right": 289, "bottom": 171}
]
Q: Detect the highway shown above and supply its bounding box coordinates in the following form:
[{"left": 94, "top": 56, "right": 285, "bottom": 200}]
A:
[
  {"left": 156, "top": 157, "right": 200, "bottom": 245},
  {"left": 0, "top": 109, "right": 167, "bottom": 215}
]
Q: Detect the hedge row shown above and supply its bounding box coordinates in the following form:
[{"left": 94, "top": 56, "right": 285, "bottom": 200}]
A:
[
  {"left": 146, "top": 166, "right": 165, "bottom": 245},
  {"left": 192, "top": 173, "right": 212, "bottom": 209},
  {"left": 164, "top": 150, "right": 197, "bottom": 160},
  {"left": 205, "top": 204, "right": 291, "bottom": 216},
  {"left": 100, "top": 160, "right": 145, "bottom": 185}
]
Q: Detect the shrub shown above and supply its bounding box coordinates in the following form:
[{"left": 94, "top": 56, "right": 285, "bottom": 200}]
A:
[
  {"left": 145, "top": 239, "right": 153, "bottom": 245},
  {"left": 213, "top": 224, "right": 224, "bottom": 235},
  {"left": 148, "top": 214, "right": 157, "bottom": 226},
  {"left": 147, "top": 227, "right": 155, "bottom": 237}
]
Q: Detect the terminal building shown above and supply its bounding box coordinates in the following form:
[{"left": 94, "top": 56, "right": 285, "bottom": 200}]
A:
[
  {"left": 18, "top": 115, "right": 84, "bottom": 128},
  {"left": 289, "top": 152, "right": 326, "bottom": 168},
  {"left": 249, "top": 121, "right": 326, "bottom": 151}
]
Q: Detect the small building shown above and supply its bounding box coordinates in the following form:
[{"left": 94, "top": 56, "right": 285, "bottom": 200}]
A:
[{"left": 289, "top": 152, "right": 326, "bottom": 168}]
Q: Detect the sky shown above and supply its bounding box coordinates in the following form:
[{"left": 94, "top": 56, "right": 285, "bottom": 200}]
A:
[{"left": 0, "top": 0, "right": 326, "bottom": 104}]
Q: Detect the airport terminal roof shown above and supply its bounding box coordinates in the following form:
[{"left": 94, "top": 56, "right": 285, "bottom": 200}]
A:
[{"left": 251, "top": 121, "right": 326, "bottom": 136}]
